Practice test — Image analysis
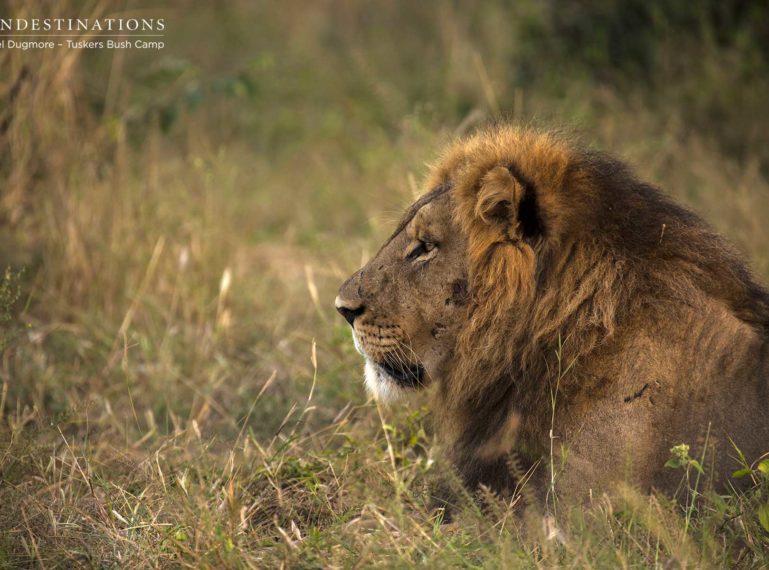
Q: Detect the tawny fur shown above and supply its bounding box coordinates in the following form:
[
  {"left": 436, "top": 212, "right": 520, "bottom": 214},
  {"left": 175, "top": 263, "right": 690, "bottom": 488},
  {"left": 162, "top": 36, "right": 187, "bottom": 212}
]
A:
[{"left": 337, "top": 124, "right": 769, "bottom": 503}]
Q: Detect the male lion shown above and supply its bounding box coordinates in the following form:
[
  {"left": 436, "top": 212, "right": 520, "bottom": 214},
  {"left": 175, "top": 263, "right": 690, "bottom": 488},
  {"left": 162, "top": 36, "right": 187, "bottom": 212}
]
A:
[{"left": 335, "top": 125, "right": 769, "bottom": 501}]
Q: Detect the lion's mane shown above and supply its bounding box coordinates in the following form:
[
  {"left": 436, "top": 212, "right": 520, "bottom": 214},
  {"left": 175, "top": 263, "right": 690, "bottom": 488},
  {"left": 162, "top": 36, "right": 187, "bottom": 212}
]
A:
[{"left": 426, "top": 126, "right": 769, "bottom": 492}]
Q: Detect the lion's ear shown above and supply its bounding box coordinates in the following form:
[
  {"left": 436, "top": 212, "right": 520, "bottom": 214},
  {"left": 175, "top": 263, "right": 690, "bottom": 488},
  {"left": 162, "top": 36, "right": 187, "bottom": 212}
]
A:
[
  {"left": 475, "top": 166, "right": 526, "bottom": 240},
  {"left": 464, "top": 165, "right": 537, "bottom": 309}
]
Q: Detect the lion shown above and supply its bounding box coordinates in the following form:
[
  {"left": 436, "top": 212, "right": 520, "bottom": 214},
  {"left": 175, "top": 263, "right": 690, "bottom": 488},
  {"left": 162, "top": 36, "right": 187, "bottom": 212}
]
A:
[{"left": 335, "top": 124, "right": 769, "bottom": 502}]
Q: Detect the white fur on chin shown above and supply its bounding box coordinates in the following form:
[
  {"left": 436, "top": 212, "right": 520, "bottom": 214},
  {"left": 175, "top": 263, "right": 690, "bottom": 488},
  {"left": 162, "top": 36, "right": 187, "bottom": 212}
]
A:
[
  {"left": 352, "top": 330, "right": 408, "bottom": 403},
  {"left": 363, "top": 358, "right": 406, "bottom": 403}
]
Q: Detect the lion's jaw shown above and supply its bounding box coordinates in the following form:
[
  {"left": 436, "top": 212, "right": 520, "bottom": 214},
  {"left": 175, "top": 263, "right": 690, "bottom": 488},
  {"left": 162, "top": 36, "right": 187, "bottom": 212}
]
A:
[
  {"left": 363, "top": 354, "right": 406, "bottom": 403},
  {"left": 349, "top": 328, "right": 424, "bottom": 402},
  {"left": 349, "top": 328, "right": 403, "bottom": 402}
]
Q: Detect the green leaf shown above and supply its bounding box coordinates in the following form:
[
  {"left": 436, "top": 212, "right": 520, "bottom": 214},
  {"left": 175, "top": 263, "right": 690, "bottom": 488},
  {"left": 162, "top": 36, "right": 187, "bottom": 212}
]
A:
[
  {"left": 174, "top": 529, "right": 188, "bottom": 542},
  {"left": 665, "top": 458, "right": 683, "bottom": 470},
  {"left": 732, "top": 468, "right": 753, "bottom": 479},
  {"left": 757, "top": 460, "right": 769, "bottom": 475},
  {"left": 689, "top": 459, "right": 704, "bottom": 475},
  {"left": 758, "top": 503, "right": 769, "bottom": 533}
]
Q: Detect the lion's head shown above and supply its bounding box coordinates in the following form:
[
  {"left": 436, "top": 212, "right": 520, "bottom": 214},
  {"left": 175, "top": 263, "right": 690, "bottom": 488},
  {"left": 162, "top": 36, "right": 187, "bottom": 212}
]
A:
[
  {"left": 336, "top": 126, "right": 580, "bottom": 403},
  {"left": 335, "top": 187, "right": 470, "bottom": 402}
]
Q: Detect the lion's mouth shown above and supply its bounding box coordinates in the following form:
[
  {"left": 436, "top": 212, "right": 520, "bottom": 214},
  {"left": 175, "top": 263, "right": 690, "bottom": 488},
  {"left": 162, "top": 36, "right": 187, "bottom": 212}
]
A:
[{"left": 378, "top": 358, "right": 425, "bottom": 388}]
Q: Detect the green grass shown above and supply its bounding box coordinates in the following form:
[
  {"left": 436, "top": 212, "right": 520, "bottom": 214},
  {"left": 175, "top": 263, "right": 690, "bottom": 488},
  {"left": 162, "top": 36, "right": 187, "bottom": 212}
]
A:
[{"left": 1, "top": 0, "right": 769, "bottom": 567}]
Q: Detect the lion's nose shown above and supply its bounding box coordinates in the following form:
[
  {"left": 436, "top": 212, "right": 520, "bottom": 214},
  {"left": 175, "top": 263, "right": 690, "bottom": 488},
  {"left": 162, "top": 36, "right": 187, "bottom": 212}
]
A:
[{"left": 335, "top": 295, "right": 365, "bottom": 327}]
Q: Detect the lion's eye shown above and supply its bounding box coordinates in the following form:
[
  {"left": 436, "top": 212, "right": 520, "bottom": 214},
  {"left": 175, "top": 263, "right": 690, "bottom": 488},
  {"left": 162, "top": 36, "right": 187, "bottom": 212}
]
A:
[{"left": 406, "top": 239, "right": 436, "bottom": 261}]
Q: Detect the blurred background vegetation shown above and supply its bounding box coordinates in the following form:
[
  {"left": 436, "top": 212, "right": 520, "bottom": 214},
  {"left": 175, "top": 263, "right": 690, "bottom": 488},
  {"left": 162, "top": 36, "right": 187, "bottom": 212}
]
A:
[{"left": 1, "top": 0, "right": 768, "bottom": 566}]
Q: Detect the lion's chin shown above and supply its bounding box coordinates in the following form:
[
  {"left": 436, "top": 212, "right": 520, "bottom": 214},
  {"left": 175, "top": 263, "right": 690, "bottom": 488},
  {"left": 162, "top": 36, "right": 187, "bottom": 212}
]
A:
[
  {"left": 363, "top": 358, "right": 413, "bottom": 403},
  {"left": 352, "top": 330, "right": 424, "bottom": 403}
]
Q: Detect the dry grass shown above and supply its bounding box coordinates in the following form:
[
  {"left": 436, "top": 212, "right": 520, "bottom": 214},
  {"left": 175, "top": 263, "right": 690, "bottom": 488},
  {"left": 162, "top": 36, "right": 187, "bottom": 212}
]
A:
[{"left": 1, "top": 1, "right": 768, "bottom": 567}]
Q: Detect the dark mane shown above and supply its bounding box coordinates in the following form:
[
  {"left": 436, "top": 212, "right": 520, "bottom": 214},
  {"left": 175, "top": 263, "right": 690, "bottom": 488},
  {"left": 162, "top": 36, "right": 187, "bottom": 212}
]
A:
[
  {"left": 420, "top": 124, "right": 769, "bottom": 502},
  {"left": 434, "top": 125, "right": 769, "bottom": 407}
]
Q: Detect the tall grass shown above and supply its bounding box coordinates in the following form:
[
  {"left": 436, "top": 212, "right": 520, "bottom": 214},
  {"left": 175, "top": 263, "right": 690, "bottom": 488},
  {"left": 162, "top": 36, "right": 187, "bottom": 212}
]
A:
[{"left": 1, "top": 0, "right": 768, "bottom": 566}]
